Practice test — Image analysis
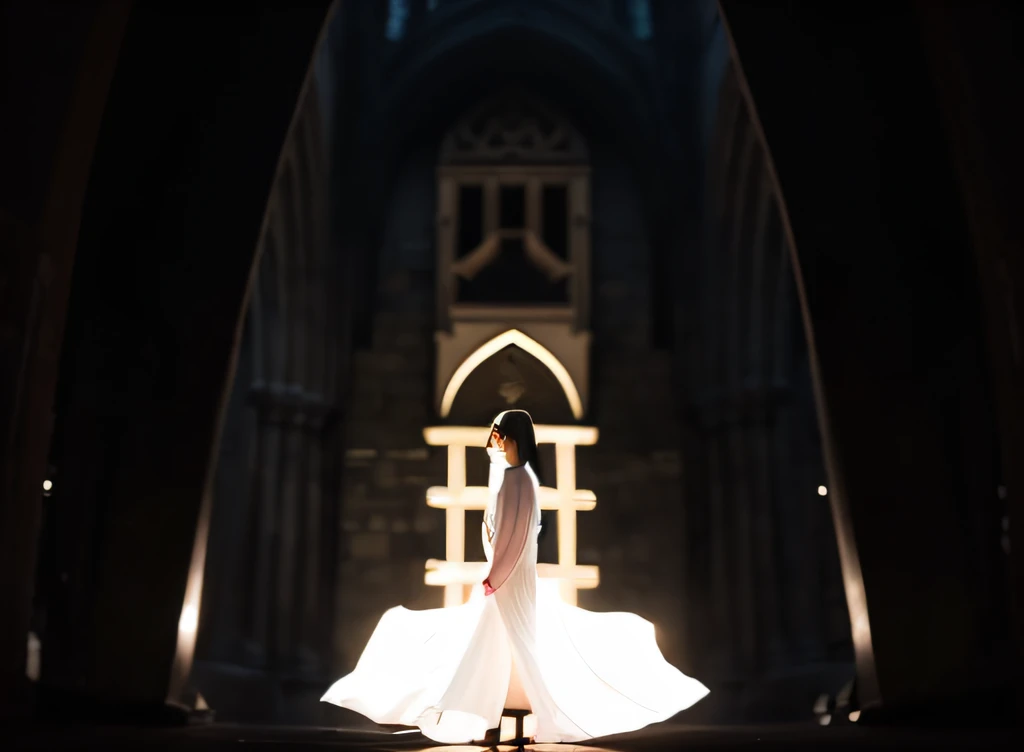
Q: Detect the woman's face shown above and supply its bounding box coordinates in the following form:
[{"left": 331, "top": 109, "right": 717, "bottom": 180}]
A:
[{"left": 489, "top": 426, "right": 517, "bottom": 457}]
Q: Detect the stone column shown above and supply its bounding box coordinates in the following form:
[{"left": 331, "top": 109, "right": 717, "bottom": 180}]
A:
[
  {"left": 243, "top": 386, "right": 335, "bottom": 675},
  {"left": 682, "top": 58, "right": 849, "bottom": 718},
  {"left": 0, "top": 1, "right": 131, "bottom": 716},
  {"left": 914, "top": 4, "right": 1024, "bottom": 717},
  {"left": 720, "top": 1, "right": 1010, "bottom": 719}
]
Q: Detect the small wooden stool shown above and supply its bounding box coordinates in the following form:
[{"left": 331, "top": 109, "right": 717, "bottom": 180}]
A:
[{"left": 501, "top": 708, "right": 531, "bottom": 749}]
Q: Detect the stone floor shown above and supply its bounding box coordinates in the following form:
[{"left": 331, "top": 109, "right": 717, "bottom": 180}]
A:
[{"left": 6, "top": 723, "right": 1019, "bottom": 752}]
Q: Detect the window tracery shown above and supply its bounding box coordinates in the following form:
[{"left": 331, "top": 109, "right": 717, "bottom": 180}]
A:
[{"left": 436, "top": 90, "right": 591, "bottom": 328}]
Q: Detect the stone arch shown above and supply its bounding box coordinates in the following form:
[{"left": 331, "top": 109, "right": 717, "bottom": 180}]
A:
[
  {"left": 334, "top": 2, "right": 672, "bottom": 354},
  {"left": 376, "top": 8, "right": 657, "bottom": 145},
  {"left": 196, "top": 23, "right": 345, "bottom": 713},
  {"left": 440, "top": 329, "right": 584, "bottom": 421},
  {"left": 349, "top": 5, "right": 664, "bottom": 234},
  {"left": 445, "top": 344, "right": 576, "bottom": 426},
  {"left": 678, "top": 56, "right": 852, "bottom": 706},
  {"left": 18, "top": 1, "right": 341, "bottom": 715}
]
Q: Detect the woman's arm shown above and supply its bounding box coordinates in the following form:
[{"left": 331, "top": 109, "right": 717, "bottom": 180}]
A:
[{"left": 482, "top": 466, "right": 535, "bottom": 594}]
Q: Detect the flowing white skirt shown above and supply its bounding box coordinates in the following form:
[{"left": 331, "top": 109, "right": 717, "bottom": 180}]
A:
[{"left": 321, "top": 578, "right": 709, "bottom": 743}]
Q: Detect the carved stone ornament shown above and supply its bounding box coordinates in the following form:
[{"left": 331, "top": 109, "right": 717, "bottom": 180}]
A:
[{"left": 439, "top": 89, "right": 589, "bottom": 166}]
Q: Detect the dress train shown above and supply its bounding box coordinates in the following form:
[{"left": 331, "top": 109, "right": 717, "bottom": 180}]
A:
[{"left": 321, "top": 465, "right": 708, "bottom": 743}]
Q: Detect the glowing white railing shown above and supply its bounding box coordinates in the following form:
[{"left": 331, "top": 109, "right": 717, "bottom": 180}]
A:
[{"left": 423, "top": 424, "right": 600, "bottom": 606}]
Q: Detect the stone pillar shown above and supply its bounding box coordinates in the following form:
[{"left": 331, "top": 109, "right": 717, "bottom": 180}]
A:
[
  {"left": 197, "top": 56, "right": 342, "bottom": 691},
  {"left": 719, "top": 1, "right": 1010, "bottom": 720},
  {"left": 914, "top": 3, "right": 1024, "bottom": 718},
  {"left": 33, "top": 3, "right": 332, "bottom": 715},
  {"left": 681, "top": 57, "right": 851, "bottom": 719},
  {"left": 0, "top": 1, "right": 131, "bottom": 717},
  {"left": 243, "top": 386, "right": 335, "bottom": 674}
]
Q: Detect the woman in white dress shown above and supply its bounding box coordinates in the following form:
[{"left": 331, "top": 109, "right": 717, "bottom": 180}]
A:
[{"left": 322, "top": 409, "right": 708, "bottom": 744}]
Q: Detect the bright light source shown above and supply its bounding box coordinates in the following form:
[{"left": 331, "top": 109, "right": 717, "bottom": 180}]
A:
[
  {"left": 818, "top": 713, "right": 831, "bottom": 726},
  {"left": 848, "top": 710, "right": 861, "bottom": 723},
  {"left": 424, "top": 423, "right": 598, "bottom": 608},
  {"left": 178, "top": 603, "right": 199, "bottom": 636},
  {"left": 42, "top": 479, "right": 52, "bottom": 492},
  {"left": 424, "top": 424, "right": 598, "bottom": 447},
  {"left": 817, "top": 485, "right": 827, "bottom": 496},
  {"left": 500, "top": 712, "right": 538, "bottom": 741}
]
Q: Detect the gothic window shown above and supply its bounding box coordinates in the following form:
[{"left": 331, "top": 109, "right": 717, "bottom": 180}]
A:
[
  {"left": 452, "top": 180, "right": 571, "bottom": 305},
  {"left": 436, "top": 91, "right": 591, "bottom": 327}
]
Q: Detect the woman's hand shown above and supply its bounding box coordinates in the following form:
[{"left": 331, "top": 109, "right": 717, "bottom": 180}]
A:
[{"left": 483, "top": 578, "right": 496, "bottom": 596}]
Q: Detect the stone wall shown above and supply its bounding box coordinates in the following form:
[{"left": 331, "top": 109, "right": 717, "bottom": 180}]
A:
[
  {"left": 332, "top": 148, "right": 446, "bottom": 673},
  {"left": 575, "top": 142, "right": 689, "bottom": 666},
  {"left": 334, "top": 312, "right": 447, "bottom": 671},
  {"left": 576, "top": 351, "right": 686, "bottom": 665}
]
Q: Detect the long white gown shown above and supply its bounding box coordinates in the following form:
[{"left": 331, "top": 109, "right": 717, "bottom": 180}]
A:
[{"left": 321, "top": 462, "right": 709, "bottom": 744}]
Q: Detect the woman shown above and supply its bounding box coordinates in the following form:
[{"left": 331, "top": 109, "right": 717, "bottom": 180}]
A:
[{"left": 322, "top": 409, "right": 708, "bottom": 743}]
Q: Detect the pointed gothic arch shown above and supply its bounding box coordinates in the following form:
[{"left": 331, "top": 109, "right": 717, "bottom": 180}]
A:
[{"left": 439, "top": 328, "right": 584, "bottom": 420}]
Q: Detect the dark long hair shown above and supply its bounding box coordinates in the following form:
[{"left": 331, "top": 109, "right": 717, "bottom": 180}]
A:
[{"left": 489, "top": 409, "right": 543, "bottom": 485}]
